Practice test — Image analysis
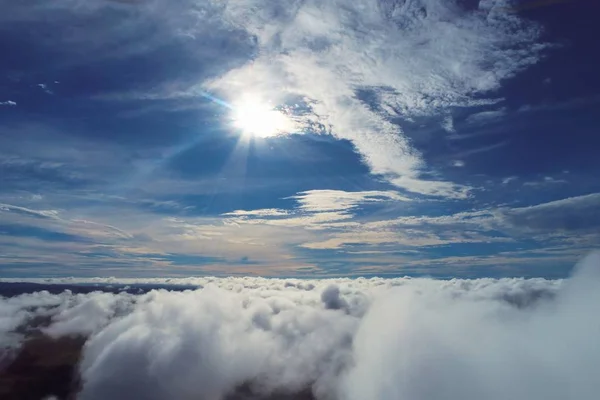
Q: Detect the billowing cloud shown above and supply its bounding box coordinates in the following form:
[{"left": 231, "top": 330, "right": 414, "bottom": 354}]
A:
[
  {"left": 341, "top": 252, "right": 600, "bottom": 400},
  {"left": 1, "top": 253, "right": 599, "bottom": 399}
]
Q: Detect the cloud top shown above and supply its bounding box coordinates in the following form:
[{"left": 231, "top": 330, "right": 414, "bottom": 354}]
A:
[{"left": 2, "top": 253, "right": 600, "bottom": 399}]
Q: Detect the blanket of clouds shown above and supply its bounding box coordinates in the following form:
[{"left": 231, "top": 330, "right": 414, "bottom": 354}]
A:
[{"left": 2, "top": 253, "right": 599, "bottom": 399}]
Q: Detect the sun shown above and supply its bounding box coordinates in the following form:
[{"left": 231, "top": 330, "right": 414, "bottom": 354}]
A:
[{"left": 231, "top": 96, "right": 294, "bottom": 138}]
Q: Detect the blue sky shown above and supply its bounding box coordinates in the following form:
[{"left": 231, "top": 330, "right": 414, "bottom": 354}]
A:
[{"left": 0, "top": 0, "right": 599, "bottom": 278}]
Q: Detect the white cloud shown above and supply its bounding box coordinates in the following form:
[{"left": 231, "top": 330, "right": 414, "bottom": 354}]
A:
[
  {"left": 0, "top": 202, "right": 134, "bottom": 241},
  {"left": 464, "top": 108, "right": 507, "bottom": 124},
  {"left": 1, "top": 253, "right": 599, "bottom": 399},
  {"left": 0, "top": 203, "right": 60, "bottom": 219},
  {"left": 449, "top": 141, "right": 509, "bottom": 160},
  {"left": 223, "top": 209, "right": 291, "bottom": 217},
  {"left": 296, "top": 193, "right": 600, "bottom": 252},
  {"left": 341, "top": 252, "right": 600, "bottom": 400},
  {"left": 441, "top": 115, "right": 455, "bottom": 133},
  {"left": 502, "top": 176, "right": 518, "bottom": 184},
  {"left": 1, "top": 0, "right": 548, "bottom": 200},
  {"left": 223, "top": 190, "right": 408, "bottom": 232},
  {"left": 299, "top": 209, "right": 501, "bottom": 250},
  {"left": 517, "top": 95, "right": 600, "bottom": 114},
  {"left": 523, "top": 176, "right": 568, "bottom": 187},
  {"left": 0, "top": 100, "right": 17, "bottom": 106},
  {"left": 290, "top": 189, "right": 410, "bottom": 212},
  {"left": 43, "top": 292, "right": 136, "bottom": 338},
  {"left": 207, "top": 0, "right": 546, "bottom": 197}
]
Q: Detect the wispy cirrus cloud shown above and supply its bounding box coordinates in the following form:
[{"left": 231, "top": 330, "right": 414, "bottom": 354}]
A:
[
  {"left": 223, "top": 190, "right": 408, "bottom": 231},
  {"left": 0, "top": 203, "right": 60, "bottom": 219},
  {"left": 205, "top": 0, "right": 548, "bottom": 198},
  {"left": 499, "top": 193, "right": 600, "bottom": 233},
  {"left": 290, "top": 190, "right": 411, "bottom": 212},
  {"left": 2, "top": 188, "right": 599, "bottom": 277},
  {"left": 76, "top": 0, "right": 550, "bottom": 199},
  {"left": 223, "top": 209, "right": 291, "bottom": 217}
]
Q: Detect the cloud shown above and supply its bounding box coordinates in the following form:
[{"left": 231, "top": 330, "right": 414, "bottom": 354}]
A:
[
  {"left": 296, "top": 193, "right": 600, "bottom": 253},
  {"left": 290, "top": 190, "right": 410, "bottom": 212},
  {"left": 1, "top": 0, "right": 550, "bottom": 200},
  {"left": 206, "top": 0, "right": 547, "bottom": 197},
  {"left": 523, "top": 176, "right": 568, "bottom": 187},
  {"left": 0, "top": 100, "right": 16, "bottom": 106},
  {"left": 500, "top": 193, "right": 600, "bottom": 232},
  {"left": 224, "top": 190, "right": 408, "bottom": 231},
  {"left": 223, "top": 209, "right": 291, "bottom": 217},
  {"left": 298, "top": 209, "right": 502, "bottom": 250},
  {"left": 1, "top": 253, "right": 599, "bottom": 399},
  {"left": 449, "top": 141, "right": 509, "bottom": 159},
  {"left": 37, "top": 83, "right": 53, "bottom": 94},
  {"left": 0, "top": 203, "right": 60, "bottom": 219},
  {"left": 341, "top": 253, "right": 600, "bottom": 400},
  {"left": 0, "top": 202, "right": 133, "bottom": 241},
  {"left": 464, "top": 108, "right": 507, "bottom": 124},
  {"left": 517, "top": 95, "right": 600, "bottom": 114},
  {"left": 2, "top": 189, "right": 596, "bottom": 276},
  {"left": 441, "top": 115, "right": 455, "bottom": 133}
]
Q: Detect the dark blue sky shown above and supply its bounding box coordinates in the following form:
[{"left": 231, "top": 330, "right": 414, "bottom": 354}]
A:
[{"left": 1, "top": 0, "right": 599, "bottom": 278}]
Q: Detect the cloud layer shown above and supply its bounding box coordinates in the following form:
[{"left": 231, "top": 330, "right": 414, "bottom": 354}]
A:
[{"left": 2, "top": 253, "right": 599, "bottom": 399}]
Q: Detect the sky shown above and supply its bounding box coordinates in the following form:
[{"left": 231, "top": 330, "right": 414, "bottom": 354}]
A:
[{"left": 0, "top": 0, "right": 599, "bottom": 278}]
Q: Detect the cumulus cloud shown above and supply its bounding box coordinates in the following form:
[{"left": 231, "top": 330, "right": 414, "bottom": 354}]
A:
[
  {"left": 2, "top": 253, "right": 599, "bottom": 399},
  {"left": 0, "top": 100, "right": 17, "bottom": 106},
  {"left": 341, "top": 253, "right": 600, "bottom": 400}
]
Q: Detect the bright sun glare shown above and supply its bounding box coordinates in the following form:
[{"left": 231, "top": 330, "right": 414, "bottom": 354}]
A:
[{"left": 231, "top": 96, "right": 294, "bottom": 138}]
